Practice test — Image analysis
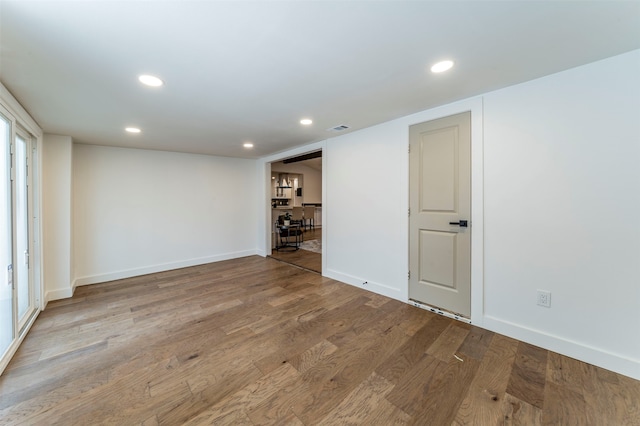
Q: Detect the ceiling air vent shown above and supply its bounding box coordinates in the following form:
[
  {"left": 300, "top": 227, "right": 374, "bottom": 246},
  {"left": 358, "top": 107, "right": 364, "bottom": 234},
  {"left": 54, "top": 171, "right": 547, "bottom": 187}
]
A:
[{"left": 327, "top": 124, "right": 350, "bottom": 132}]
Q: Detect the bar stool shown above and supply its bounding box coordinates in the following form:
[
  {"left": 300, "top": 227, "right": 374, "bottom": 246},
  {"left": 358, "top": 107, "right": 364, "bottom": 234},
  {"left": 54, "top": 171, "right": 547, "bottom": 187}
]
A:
[
  {"left": 291, "top": 207, "right": 304, "bottom": 229},
  {"left": 303, "top": 206, "right": 315, "bottom": 230}
]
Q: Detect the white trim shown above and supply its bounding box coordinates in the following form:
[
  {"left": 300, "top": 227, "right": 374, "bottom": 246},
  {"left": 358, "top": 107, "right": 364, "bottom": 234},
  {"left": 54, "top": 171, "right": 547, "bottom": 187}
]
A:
[
  {"left": 44, "top": 288, "right": 74, "bottom": 305},
  {"left": 470, "top": 98, "right": 484, "bottom": 327},
  {"left": 325, "top": 268, "right": 403, "bottom": 302},
  {"left": 483, "top": 315, "right": 640, "bottom": 380},
  {"left": 33, "top": 138, "right": 45, "bottom": 312},
  {"left": 321, "top": 149, "right": 327, "bottom": 275},
  {"left": 0, "top": 83, "right": 42, "bottom": 138},
  {"left": 69, "top": 249, "right": 258, "bottom": 291},
  {"left": 260, "top": 140, "right": 325, "bottom": 164}
]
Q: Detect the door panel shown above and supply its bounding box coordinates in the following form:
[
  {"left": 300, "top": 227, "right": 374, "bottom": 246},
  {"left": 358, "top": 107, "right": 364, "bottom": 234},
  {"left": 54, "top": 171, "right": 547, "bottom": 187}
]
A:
[
  {"left": 409, "top": 112, "right": 471, "bottom": 317},
  {"left": 15, "top": 131, "right": 33, "bottom": 329},
  {"left": 420, "top": 127, "right": 457, "bottom": 212},
  {"left": 419, "top": 230, "right": 456, "bottom": 289}
]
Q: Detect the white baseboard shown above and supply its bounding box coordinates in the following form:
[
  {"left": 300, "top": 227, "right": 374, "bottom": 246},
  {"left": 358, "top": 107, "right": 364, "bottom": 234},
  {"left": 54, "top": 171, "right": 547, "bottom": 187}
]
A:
[
  {"left": 44, "top": 252, "right": 639, "bottom": 381},
  {"left": 72, "top": 250, "right": 259, "bottom": 289},
  {"left": 483, "top": 315, "right": 640, "bottom": 381},
  {"left": 44, "top": 288, "right": 74, "bottom": 305},
  {"left": 325, "top": 268, "right": 405, "bottom": 302}
]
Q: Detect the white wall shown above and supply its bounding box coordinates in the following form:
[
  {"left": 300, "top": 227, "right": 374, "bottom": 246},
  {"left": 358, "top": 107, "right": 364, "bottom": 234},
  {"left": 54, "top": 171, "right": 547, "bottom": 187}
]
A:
[
  {"left": 73, "top": 144, "right": 259, "bottom": 286},
  {"left": 324, "top": 121, "right": 412, "bottom": 301},
  {"left": 260, "top": 50, "right": 640, "bottom": 379},
  {"left": 481, "top": 50, "right": 640, "bottom": 379},
  {"left": 42, "top": 134, "right": 73, "bottom": 302},
  {"left": 320, "top": 97, "right": 485, "bottom": 305}
]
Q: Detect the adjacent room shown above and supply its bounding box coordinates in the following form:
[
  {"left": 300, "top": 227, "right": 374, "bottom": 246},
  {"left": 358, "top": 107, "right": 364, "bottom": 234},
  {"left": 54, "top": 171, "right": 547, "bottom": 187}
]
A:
[
  {"left": 269, "top": 152, "right": 322, "bottom": 273},
  {"left": 0, "top": 1, "right": 638, "bottom": 424}
]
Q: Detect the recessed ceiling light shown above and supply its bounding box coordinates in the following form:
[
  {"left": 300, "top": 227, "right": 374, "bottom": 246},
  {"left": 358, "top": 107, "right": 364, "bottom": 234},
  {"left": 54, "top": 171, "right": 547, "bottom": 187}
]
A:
[
  {"left": 138, "top": 74, "right": 164, "bottom": 87},
  {"left": 243, "top": 142, "right": 254, "bottom": 148},
  {"left": 125, "top": 127, "right": 141, "bottom": 133},
  {"left": 430, "top": 60, "right": 454, "bottom": 73},
  {"left": 300, "top": 118, "right": 313, "bottom": 125}
]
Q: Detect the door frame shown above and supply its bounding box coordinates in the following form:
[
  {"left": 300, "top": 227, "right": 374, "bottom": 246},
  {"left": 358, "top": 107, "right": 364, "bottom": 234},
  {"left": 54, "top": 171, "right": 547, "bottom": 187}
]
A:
[
  {"left": 0, "top": 87, "right": 43, "bottom": 376},
  {"left": 258, "top": 140, "right": 326, "bottom": 274},
  {"left": 406, "top": 98, "right": 484, "bottom": 325},
  {"left": 13, "top": 125, "right": 39, "bottom": 333}
]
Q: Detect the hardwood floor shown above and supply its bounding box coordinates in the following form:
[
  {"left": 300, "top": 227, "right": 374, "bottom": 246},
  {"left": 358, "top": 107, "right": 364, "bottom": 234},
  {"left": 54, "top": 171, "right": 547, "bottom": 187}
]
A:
[
  {"left": 0, "top": 256, "right": 638, "bottom": 425},
  {"left": 269, "top": 227, "right": 321, "bottom": 273}
]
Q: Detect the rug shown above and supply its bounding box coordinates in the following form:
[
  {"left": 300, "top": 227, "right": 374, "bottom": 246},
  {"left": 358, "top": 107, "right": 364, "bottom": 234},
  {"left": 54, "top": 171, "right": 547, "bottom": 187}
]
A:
[{"left": 299, "top": 239, "right": 321, "bottom": 253}]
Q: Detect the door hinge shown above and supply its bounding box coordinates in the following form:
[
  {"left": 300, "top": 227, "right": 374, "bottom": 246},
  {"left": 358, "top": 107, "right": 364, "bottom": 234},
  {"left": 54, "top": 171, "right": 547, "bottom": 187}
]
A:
[
  {"left": 24, "top": 251, "right": 29, "bottom": 268},
  {"left": 408, "top": 208, "right": 410, "bottom": 216},
  {"left": 408, "top": 144, "right": 411, "bottom": 154},
  {"left": 408, "top": 271, "right": 411, "bottom": 280}
]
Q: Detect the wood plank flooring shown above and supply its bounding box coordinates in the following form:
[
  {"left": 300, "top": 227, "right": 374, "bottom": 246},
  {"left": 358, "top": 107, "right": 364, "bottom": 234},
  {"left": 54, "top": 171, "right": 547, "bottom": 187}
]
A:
[
  {"left": 0, "top": 256, "right": 638, "bottom": 425},
  {"left": 269, "top": 228, "right": 321, "bottom": 273}
]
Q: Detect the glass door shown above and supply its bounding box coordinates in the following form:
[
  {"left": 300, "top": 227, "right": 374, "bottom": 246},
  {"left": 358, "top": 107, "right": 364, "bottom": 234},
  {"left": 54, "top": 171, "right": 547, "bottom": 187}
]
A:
[
  {"left": 0, "top": 112, "right": 13, "bottom": 359},
  {"left": 14, "top": 129, "right": 35, "bottom": 331},
  {"left": 0, "top": 111, "right": 37, "bottom": 368}
]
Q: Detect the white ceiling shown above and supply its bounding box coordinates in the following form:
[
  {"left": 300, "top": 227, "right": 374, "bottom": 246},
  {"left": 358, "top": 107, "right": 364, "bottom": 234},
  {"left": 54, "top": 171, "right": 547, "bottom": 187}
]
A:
[{"left": 1, "top": 1, "right": 639, "bottom": 159}]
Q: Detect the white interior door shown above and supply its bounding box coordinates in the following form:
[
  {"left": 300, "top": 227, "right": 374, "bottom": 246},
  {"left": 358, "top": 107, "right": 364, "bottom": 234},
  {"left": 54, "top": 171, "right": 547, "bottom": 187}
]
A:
[{"left": 409, "top": 112, "right": 471, "bottom": 317}]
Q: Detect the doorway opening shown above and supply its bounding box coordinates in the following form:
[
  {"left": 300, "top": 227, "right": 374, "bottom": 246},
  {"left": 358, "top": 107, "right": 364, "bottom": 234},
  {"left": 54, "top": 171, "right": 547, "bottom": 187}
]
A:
[{"left": 268, "top": 151, "right": 322, "bottom": 273}]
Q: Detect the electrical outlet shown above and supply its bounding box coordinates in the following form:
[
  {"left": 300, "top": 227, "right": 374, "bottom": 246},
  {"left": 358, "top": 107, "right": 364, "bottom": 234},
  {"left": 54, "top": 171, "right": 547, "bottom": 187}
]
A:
[{"left": 537, "top": 290, "right": 551, "bottom": 308}]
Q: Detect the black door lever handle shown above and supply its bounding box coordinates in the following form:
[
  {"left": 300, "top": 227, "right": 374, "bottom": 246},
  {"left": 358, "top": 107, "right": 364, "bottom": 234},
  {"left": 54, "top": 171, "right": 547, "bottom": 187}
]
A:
[{"left": 449, "top": 220, "right": 468, "bottom": 227}]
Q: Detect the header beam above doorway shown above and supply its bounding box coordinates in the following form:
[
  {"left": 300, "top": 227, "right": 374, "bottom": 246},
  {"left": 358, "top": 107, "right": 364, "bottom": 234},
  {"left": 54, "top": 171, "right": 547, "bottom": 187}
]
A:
[{"left": 283, "top": 151, "right": 322, "bottom": 164}]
